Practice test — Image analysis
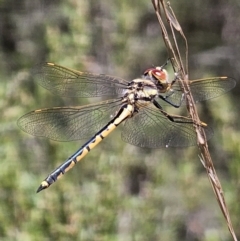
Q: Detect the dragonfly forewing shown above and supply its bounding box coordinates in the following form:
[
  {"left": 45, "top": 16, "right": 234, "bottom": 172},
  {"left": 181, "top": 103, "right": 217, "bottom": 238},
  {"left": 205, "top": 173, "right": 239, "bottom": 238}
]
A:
[
  {"left": 160, "top": 76, "right": 236, "bottom": 106},
  {"left": 189, "top": 77, "right": 236, "bottom": 102},
  {"left": 33, "top": 62, "right": 129, "bottom": 98}
]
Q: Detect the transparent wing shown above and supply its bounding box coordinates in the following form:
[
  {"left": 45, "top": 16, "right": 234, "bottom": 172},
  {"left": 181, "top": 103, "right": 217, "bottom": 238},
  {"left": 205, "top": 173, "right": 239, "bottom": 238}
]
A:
[
  {"left": 18, "top": 99, "right": 122, "bottom": 141},
  {"left": 159, "top": 77, "right": 236, "bottom": 106},
  {"left": 33, "top": 63, "right": 129, "bottom": 97},
  {"left": 122, "top": 104, "right": 213, "bottom": 148}
]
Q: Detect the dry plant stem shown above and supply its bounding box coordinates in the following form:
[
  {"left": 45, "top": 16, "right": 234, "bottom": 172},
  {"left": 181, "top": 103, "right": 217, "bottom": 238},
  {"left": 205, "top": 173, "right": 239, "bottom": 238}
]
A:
[
  {"left": 152, "top": 0, "right": 238, "bottom": 240},
  {"left": 166, "top": 2, "right": 189, "bottom": 76},
  {"left": 152, "top": 0, "right": 180, "bottom": 74}
]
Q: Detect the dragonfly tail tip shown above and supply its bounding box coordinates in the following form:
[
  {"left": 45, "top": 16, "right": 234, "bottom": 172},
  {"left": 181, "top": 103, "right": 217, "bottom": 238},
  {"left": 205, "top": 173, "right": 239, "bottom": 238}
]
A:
[{"left": 36, "top": 180, "right": 50, "bottom": 193}]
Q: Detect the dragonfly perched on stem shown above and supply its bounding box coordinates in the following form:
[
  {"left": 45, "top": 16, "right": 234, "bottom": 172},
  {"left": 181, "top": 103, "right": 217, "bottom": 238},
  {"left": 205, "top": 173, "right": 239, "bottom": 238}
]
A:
[{"left": 17, "top": 62, "right": 235, "bottom": 192}]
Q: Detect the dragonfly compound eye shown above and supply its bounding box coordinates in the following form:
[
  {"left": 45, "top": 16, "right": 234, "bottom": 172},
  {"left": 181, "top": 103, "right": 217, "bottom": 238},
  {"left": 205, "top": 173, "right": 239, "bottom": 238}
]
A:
[{"left": 152, "top": 68, "right": 169, "bottom": 84}]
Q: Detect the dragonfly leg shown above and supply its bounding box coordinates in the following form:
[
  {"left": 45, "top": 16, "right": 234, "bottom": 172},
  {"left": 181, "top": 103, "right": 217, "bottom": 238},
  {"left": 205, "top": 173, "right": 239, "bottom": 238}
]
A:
[
  {"left": 153, "top": 100, "right": 175, "bottom": 122},
  {"left": 158, "top": 72, "right": 186, "bottom": 108},
  {"left": 153, "top": 99, "right": 205, "bottom": 126},
  {"left": 158, "top": 90, "right": 185, "bottom": 108}
]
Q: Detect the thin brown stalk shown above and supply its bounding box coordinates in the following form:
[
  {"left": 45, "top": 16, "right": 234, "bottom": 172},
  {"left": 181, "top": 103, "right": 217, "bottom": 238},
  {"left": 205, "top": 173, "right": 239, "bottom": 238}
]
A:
[{"left": 151, "top": 0, "right": 238, "bottom": 240}]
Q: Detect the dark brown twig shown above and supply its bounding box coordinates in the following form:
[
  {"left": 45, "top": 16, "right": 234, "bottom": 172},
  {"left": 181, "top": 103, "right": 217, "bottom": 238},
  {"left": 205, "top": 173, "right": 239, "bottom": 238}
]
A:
[{"left": 152, "top": 0, "right": 238, "bottom": 240}]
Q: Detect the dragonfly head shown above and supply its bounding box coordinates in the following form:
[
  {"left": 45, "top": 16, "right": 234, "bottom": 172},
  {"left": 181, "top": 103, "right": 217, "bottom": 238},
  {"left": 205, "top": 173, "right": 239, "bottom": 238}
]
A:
[{"left": 143, "top": 67, "right": 171, "bottom": 92}]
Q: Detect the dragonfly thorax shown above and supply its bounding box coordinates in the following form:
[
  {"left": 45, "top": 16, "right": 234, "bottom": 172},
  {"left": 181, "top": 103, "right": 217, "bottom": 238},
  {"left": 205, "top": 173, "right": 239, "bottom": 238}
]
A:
[{"left": 123, "top": 78, "right": 158, "bottom": 108}]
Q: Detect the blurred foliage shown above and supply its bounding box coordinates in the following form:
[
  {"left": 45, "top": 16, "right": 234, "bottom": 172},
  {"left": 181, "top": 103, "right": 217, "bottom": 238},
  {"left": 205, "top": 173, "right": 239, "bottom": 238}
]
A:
[{"left": 0, "top": 0, "right": 239, "bottom": 240}]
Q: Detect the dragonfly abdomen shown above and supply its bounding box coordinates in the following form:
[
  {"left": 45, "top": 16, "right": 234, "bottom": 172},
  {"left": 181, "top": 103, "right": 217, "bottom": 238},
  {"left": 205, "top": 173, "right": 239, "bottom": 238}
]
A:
[{"left": 37, "top": 104, "right": 134, "bottom": 192}]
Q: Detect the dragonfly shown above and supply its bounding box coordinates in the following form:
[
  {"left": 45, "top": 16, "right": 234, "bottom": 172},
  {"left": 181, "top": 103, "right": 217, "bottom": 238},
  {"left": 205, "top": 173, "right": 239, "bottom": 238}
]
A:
[{"left": 17, "top": 62, "right": 236, "bottom": 192}]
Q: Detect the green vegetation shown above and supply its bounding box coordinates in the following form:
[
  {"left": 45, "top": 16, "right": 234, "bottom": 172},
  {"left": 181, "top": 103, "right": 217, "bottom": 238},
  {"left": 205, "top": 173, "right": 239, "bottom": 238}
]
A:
[{"left": 0, "top": 0, "right": 239, "bottom": 240}]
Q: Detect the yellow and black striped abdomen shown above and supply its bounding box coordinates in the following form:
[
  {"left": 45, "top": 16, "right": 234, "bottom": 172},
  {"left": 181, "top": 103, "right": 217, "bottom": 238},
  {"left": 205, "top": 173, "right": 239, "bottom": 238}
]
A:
[{"left": 37, "top": 104, "right": 133, "bottom": 192}]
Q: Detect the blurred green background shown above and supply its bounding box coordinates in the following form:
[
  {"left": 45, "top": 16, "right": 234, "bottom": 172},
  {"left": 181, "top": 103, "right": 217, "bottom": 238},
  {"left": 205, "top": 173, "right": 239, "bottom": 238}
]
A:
[{"left": 0, "top": 0, "right": 239, "bottom": 240}]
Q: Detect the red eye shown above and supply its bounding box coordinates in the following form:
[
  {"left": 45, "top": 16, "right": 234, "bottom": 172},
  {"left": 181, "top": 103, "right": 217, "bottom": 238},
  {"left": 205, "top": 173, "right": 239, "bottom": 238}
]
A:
[
  {"left": 152, "top": 69, "right": 166, "bottom": 80},
  {"left": 143, "top": 67, "right": 168, "bottom": 82}
]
